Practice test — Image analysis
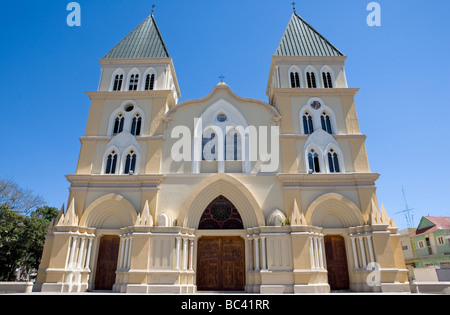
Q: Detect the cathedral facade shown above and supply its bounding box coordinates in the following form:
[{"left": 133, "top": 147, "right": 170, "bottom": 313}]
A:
[{"left": 36, "top": 10, "right": 410, "bottom": 294}]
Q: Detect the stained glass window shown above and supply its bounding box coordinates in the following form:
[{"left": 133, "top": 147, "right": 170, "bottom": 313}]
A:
[{"left": 198, "top": 195, "right": 244, "bottom": 230}]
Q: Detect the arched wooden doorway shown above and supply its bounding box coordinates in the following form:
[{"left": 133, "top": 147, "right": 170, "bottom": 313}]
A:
[
  {"left": 95, "top": 235, "right": 120, "bottom": 290},
  {"left": 197, "top": 196, "right": 245, "bottom": 291},
  {"left": 324, "top": 235, "right": 350, "bottom": 291}
]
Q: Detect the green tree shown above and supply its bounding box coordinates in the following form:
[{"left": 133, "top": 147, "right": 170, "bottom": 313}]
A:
[{"left": 0, "top": 205, "right": 59, "bottom": 281}]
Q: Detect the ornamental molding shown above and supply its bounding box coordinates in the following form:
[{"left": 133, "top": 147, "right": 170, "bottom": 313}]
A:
[{"left": 278, "top": 172, "right": 380, "bottom": 184}]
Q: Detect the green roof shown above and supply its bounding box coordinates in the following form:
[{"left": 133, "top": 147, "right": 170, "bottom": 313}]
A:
[
  {"left": 276, "top": 12, "right": 344, "bottom": 57},
  {"left": 103, "top": 14, "right": 170, "bottom": 59}
]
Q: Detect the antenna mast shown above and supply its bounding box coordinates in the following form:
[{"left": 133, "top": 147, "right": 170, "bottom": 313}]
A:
[{"left": 395, "top": 186, "right": 415, "bottom": 228}]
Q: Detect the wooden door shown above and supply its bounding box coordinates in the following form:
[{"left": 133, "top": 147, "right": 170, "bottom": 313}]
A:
[
  {"left": 197, "top": 237, "right": 245, "bottom": 291},
  {"left": 95, "top": 235, "right": 120, "bottom": 290},
  {"left": 325, "top": 235, "right": 350, "bottom": 291}
]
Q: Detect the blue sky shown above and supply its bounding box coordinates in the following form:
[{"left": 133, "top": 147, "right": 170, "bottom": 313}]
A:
[{"left": 0, "top": 0, "right": 449, "bottom": 229}]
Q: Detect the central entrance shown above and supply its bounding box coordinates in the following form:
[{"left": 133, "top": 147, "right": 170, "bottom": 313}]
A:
[
  {"left": 196, "top": 196, "right": 245, "bottom": 291},
  {"left": 197, "top": 237, "right": 245, "bottom": 291}
]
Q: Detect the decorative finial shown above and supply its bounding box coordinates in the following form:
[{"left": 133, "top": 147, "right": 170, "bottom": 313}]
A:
[
  {"left": 152, "top": 4, "right": 156, "bottom": 15},
  {"left": 219, "top": 74, "right": 225, "bottom": 83},
  {"left": 292, "top": 2, "right": 296, "bottom": 13}
]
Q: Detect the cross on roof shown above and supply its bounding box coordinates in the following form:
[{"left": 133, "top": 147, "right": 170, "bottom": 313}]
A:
[{"left": 219, "top": 74, "right": 225, "bottom": 83}]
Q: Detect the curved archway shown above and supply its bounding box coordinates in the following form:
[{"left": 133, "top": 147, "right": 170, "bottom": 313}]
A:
[
  {"left": 79, "top": 193, "right": 137, "bottom": 229},
  {"left": 305, "top": 193, "right": 364, "bottom": 228},
  {"left": 198, "top": 195, "right": 244, "bottom": 230},
  {"left": 179, "top": 173, "right": 264, "bottom": 229}
]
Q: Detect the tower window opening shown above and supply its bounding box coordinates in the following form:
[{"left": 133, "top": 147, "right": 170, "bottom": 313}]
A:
[
  {"left": 306, "top": 72, "right": 317, "bottom": 88},
  {"left": 308, "top": 149, "right": 320, "bottom": 173},
  {"left": 321, "top": 112, "right": 332, "bottom": 134},
  {"left": 322, "top": 72, "right": 333, "bottom": 88},
  {"left": 328, "top": 149, "right": 341, "bottom": 173},
  {"left": 105, "top": 151, "right": 118, "bottom": 174},
  {"left": 145, "top": 74, "right": 155, "bottom": 91},
  {"left": 129, "top": 74, "right": 139, "bottom": 91},
  {"left": 113, "top": 74, "right": 123, "bottom": 91},
  {"left": 290, "top": 72, "right": 300, "bottom": 88},
  {"left": 113, "top": 114, "right": 125, "bottom": 135},
  {"left": 124, "top": 150, "right": 137, "bottom": 175},
  {"left": 303, "top": 112, "right": 314, "bottom": 135}
]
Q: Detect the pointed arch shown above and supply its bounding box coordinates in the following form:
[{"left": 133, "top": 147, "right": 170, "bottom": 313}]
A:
[
  {"left": 110, "top": 68, "right": 125, "bottom": 91},
  {"left": 126, "top": 68, "right": 141, "bottom": 91},
  {"left": 288, "top": 65, "right": 302, "bottom": 88},
  {"left": 320, "top": 65, "right": 335, "bottom": 89},
  {"left": 79, "top": 193, "right": 137, "bottom": 229},
  {"left": 192, "top": 99, "right": 250, "bottom": 174},
  {"left": 303, "top": 129, "right": 344, "bottom": 174},
  {"left": 305, "top": 193, "right": 364, "bottom": 228},
  {"left": 142, "top": 67, "right": 157, "bottom": 91},
  {"left": 179, "top": 173, "right": 264, "bottom": 229}
]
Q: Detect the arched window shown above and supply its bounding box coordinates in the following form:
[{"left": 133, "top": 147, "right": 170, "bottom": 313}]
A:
[
  {"left": 306, "top": 72, "right": 317, "bottom": 88},
  {"left": 308, "top": 149, "right": 321, "bottom": 173},
  {"left": 321, "top": 112, "right": 332, "bottom": 134},
  {"left": 327, "top": 149, "right": 341, "bottom": 173},
  {"left": 322, "top": 72, "right": 333, "bottom": 88},
  {"left": 113, "top": 114, "right": 125, "bottom": 135},
  {"left": 105, "top": 150, "right": 118, "bottom": 174},
  {"left": 128, "top": 74, "right": 139, "bottom": 91},
  {"left": 198, "top": 195, "right": 244, "bottom": 230},
  {"left": 124, "top": 150, "right": 137, "bottom": 175},
  {"left": 131, "top": 114, "right": 142, "bottom": 136},
  {"left": 145, "top": 73, "right": 155, "bottom": 91},
  {"left": 225, "top": 131, "right": 241, "bottom": 161},
  {"left": 202, "top": 131, "right": 216, "bottom": 161},
  {"left": 290, "top": 71, "right": 300, "bottom": 88},
  {"left": 113, "top": 74, "right": 124, "bottom": 91},
  {"left": 303, "top": 112, "right": 314, "bottom": 135}
]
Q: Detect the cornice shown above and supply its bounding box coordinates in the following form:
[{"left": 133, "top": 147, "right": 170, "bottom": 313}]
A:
[
  {"left": 99, "top": 57, "right": 174, "bottom": 66},
  {"left": 79, "top": 135, "right": 165, "bottom": 143},
  {"left": 86, "top": 90, "right": 176, "bottom": 101},
  {"left": 278, "top": 172, "right": 380, "bottom": 184},
  {"left": 279, "top": 134, "right": 367, "bottom": 141},
  {"left": 65, "top": 174, "right": 166, "bottom": 185},
  {"left": 271, "top": 88, "right": 359, "bottom": 97}
]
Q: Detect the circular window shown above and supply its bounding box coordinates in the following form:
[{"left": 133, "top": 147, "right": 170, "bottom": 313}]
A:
[
  {"left": 125, "top": 104, "right": 135, "bottom": 112},
  {"left": 311, "top": 101, "right": 321, "bottom": 110},
  {"left": 217, "top": 113, "right": 227, "bottom": 122}
]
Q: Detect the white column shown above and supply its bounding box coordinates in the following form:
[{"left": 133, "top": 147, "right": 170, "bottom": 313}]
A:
[
  {"left": 358, "top": 236, "right": 367, "bottom": 269},
  {"left": 77, "top": 237, "right": 86, "bottom": 269},
  {"left": 68, "top": 236, "right": 78, "bottom": 269},
  {"left": 314, "top": 237, "right": 320, "bottom": 270},
  {"left": 254, "top": 238, "right": 260, "bottom": 271},
  {"left": 261, "top": 237, "right": 267, "bottom": 270},
  {"left": 85, "top": 238, "right": 93, "bottom": 269},
  {"left": 127, "top": 238, "right": 133, "bottom": 269},
  {"left": 351, "top": 237, "right": 359, "bottom": 270},
  {"left": 309, "top": 236, "right": 315, "bottom": 269},
  {"left": 182, "top": 238, "right": 188, "bottom": 271},
  {"left": 119, "top": 237, "right": 126, "bottom": 269},
  {"left": 366, "top": 235, "right": 375, "bottom": 264},
  {"left": 189, "top": 239, "right": 194, "bottom": 271},
  {"left": 175, "top": 237, "right": 181, "bottom": 270},
  {"left": 122, "top": 238, "right": 129, "bottom": 269},
  {"left": 248, "top": 238, "right": 254, "bottom": 271},
  {"left": 318, "top": 237, "right": 324, "bottom": 269}
]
